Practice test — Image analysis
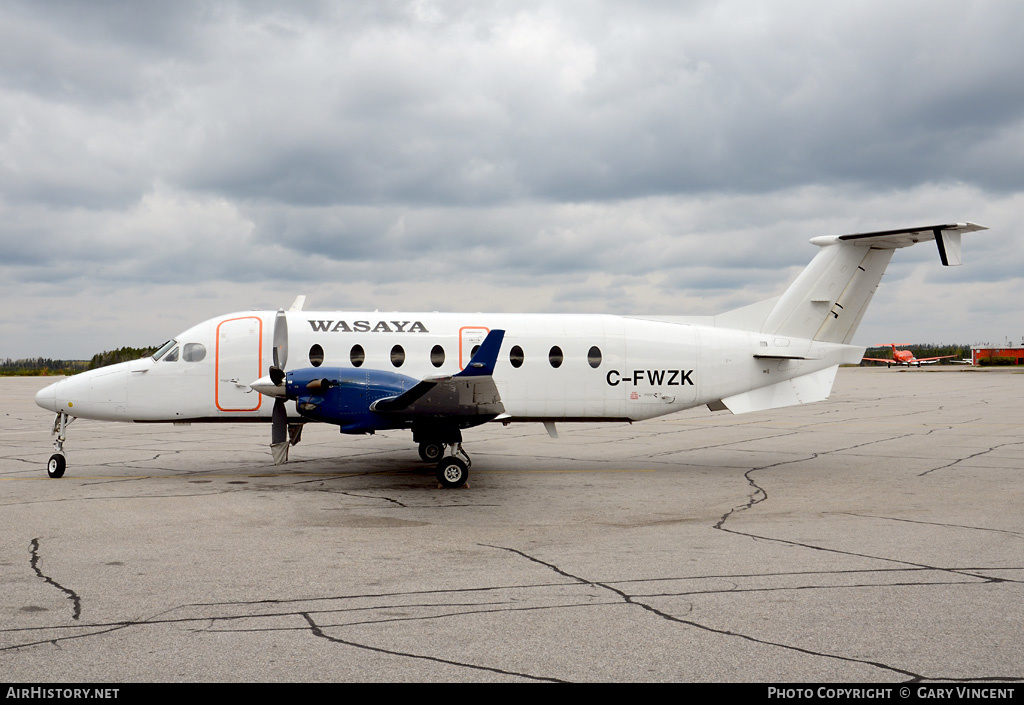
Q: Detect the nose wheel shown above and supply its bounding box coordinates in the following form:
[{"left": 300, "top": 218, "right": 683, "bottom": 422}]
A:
[{"left": 47, "top": 454, "right": 66, "bottom": 479}]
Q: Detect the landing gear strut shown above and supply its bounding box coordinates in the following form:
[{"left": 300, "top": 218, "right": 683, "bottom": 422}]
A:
[
  {"left": 435, "top": 443, "right": 472, "bottom": 489},
  {"left": 47, "top": 412, "right": 73, "bottom": 478}
]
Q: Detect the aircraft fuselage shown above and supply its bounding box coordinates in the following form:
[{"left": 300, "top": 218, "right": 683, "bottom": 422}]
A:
[{"left": 34, "top": 310, "right": 857, "bottom": 426}]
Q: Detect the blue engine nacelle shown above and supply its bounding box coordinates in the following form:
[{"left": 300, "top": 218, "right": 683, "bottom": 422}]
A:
[{"left": 284, "top": 367, "right": 419, "bottom": 434}]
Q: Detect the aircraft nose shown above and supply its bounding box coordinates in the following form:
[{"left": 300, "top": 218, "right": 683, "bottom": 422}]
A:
[{"left": 35, "top": 380, "right": 60, "bottom": 413}]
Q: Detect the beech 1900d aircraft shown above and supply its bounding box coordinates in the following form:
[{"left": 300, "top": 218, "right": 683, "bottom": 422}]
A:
[
  {"left": 35, "top": 223, "right": 986, "bottom": 488},
  {"left": 862, "top": 344, "right": 959, "bottom": 367}
]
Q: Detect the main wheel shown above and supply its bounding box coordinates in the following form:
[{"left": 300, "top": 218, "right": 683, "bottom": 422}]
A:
[
  {"left": 47, "top": 454, "right": 66, "bottom": 479},
  {"left": 435, "top": 457, "right": 469, "bottom": 489},
  {"left": 418, "top": 442, "right": 444, "bottom": 463}
]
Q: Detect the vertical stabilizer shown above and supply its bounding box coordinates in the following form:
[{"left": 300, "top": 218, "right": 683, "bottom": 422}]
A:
[{"left": 758, "top": 223, "right": 985, "bottom": 344}]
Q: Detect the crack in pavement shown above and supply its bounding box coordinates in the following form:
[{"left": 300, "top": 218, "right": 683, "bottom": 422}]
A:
[
  {"left": 669, "top": 430, "right": 1024, "bottom": 680},
  {"left": 711, "top": 440, "right": 1020, "bottom": 582},
  {"left": 4, "top": 556, "right": 1020, "bottom": 681},
  {"left": 918, "top": 440, "right": 1024, "bottom": 477},
  {"left": 482, "top": 542, "right": 929, "bottom": 680},
  {"left": 481, "top": 543, "right": 1024, "bottom": 683},
  {"left": 298, "top": 611, "right": 567, "bottom": 682},
  {"left": 29, "top": 538, "right": 81, "bottom": 621},
  {"left": 842, "top": 513, "right": 1024, "bottom": 542}
]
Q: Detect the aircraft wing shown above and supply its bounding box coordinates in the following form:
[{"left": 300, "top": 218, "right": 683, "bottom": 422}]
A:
[
  {"left": 861, "top": 357, "right": 898, "bottom": 363},
  {"left": 911, "top": 355, "right": 958, "bottom": 362},
  {"left": 370, "top": 330, "right": 506, "bottom": 417}
]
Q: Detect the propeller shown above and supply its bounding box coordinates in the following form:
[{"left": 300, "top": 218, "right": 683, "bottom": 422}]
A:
[
  {"left": 269, "top": 309, "right": 289, "bottom": 464},
  {"left": 248, "top": 308, "right": 301, "bottom": 465}
]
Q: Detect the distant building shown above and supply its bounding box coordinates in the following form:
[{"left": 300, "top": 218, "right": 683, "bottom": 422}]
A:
[{"left": 971, "top": 345, "right": 1024, "bottom": 366}]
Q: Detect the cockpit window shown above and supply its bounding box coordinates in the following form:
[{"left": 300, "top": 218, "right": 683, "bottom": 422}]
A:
[
  {"left": 152, "top": 339, "right": 177, "bottom": 361},
  {"left": 163, "top": 346, "right": 179, "bottom": 362},
  {"left": 183, "top": 343, "right": 206, "bottom": 362}
]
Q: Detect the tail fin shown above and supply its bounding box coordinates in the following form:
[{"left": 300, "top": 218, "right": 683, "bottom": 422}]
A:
[{"left": 755, "top": 223, "right": 986, "bottom": 344}]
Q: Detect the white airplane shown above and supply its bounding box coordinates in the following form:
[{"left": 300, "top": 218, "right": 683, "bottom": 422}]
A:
[{"left": 35, "top": 222, "right": 986, "bottom": 488}]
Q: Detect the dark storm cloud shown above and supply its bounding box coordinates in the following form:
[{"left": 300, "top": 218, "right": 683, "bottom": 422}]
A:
[
  {"left": 171, "top": 2, "right": 1024, "bottom": 202},
  {"left": 2, "top": 1, "right": 1021, "bottom": 357},
  {"left": 3, "top": 0, "right": 1023, "bottom": 216}
]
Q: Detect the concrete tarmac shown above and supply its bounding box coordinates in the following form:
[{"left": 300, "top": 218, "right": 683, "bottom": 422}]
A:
[{"left": 1, "top": 368, "right": 1022, "bottom": 683}]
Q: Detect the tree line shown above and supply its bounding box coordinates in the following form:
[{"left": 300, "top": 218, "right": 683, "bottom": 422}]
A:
[{"left": 1, "top": 346, "right": 159, "bottom": 376}]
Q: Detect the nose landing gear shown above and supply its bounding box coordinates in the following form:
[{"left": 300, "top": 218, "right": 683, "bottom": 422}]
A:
[{"left": 47, "top": 412, "right": 74, "bottom": 478}]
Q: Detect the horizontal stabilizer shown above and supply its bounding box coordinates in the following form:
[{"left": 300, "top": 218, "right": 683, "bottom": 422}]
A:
[
  {"left": 830, "top": 222, "right": 986, "bottom": 266},
  {"left": 713, "top": 365, "right": 839, "bottom": 415}
]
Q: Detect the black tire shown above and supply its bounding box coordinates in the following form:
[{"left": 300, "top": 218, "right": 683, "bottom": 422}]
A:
[
  {"left": 435, "top": 457, "right": 469, "bottom": 489},
  {"left": 418, "top": 442, "right": 444, "bottom": 463},
  {"left": 47, "top": 454, "right": 66, "bottom": 479}
]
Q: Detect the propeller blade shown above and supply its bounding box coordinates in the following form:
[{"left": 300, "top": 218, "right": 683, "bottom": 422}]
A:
[
  {"left": 273, "top": 309, "right": 288, "bottom": 371},
  {"left": 269, "top": 366, "right": 285, "bottom": 387},
  {"left": 271, "top": 398, "right": 289, "bottom": 465}
]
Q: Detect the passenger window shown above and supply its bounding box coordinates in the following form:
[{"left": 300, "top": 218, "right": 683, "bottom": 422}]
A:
[
  {"left": 391, "top": 345, "right": 405, "bottom": 367},
  {"left": 350, "top": 344, "right": 365, "bottom": 368},
  {"left": 509, "top": 345, "right": 524, "bottom": 368},
  {"left": 548, "top": 346, "right": 563, "bottom": 369},
  {"left": 430, "top": 345, "right": 445, "bottom": 368},
  {"left": 182, "top": 343, "right": 206, "bottom": 363},
  {"left": 588, "top": 346, "right": 602, "bottom": 369},
  {"left": 309, "top": 344, "right": 324, "bottom": 367},
  {"left": 163, "top": 346, "right": 179, "bottom": 363}
]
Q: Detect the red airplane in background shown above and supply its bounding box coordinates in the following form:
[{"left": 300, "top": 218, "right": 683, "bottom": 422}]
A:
[{"left": 862, "top": 344, "right": 958, "bottom": 367}]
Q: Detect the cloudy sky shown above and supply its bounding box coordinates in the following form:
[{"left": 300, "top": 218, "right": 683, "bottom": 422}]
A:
[{"left": 3, "top": 0, "right": 1022, "bottom": 359}]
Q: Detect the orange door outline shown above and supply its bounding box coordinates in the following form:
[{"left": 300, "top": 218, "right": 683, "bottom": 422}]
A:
[
  {"left": 215, "top": 316, "right": 263, "bottom": 412},
  {"left": 458, "top": 326, "right": 490, "bottom": 370}
]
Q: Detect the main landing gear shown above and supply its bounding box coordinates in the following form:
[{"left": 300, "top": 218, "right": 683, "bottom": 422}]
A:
[
  {"left": 47, "top": 412, "right": 74, "bottom": 478},
  {"left": 415, "top": 426, "right": 472, "bottom": 489},
  {"left": 418, "top": 441, "right": 471, "bottom": 488},
  {"left": 434, "top": 444, "right": 472, "bottom": 489}
]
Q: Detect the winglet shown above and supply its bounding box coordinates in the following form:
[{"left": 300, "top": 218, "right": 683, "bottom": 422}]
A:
[{"left": 456, "top": 329, "right": 505, "bottom": 377}]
